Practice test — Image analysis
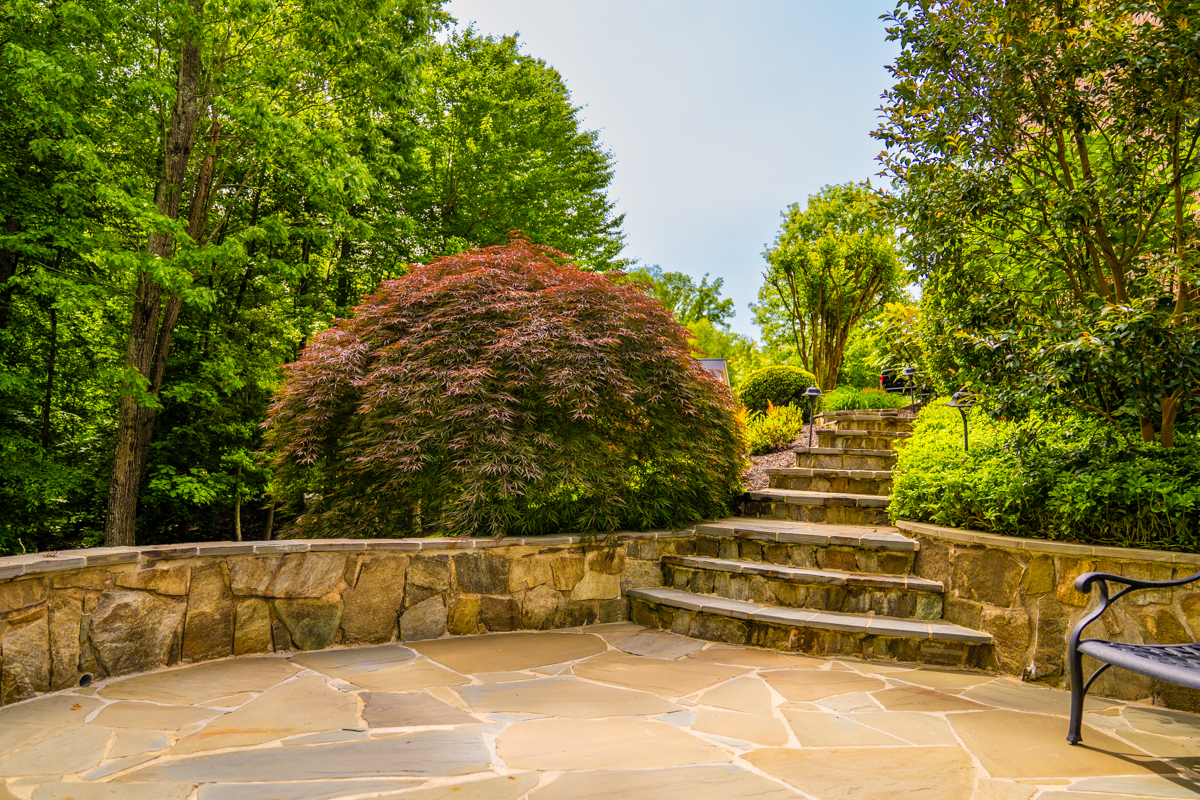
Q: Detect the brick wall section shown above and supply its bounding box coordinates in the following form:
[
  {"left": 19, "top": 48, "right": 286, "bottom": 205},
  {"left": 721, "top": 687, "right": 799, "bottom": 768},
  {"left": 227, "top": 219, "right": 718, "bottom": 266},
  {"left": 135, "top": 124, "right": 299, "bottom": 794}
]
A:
[
  {"left": 898, "top": 520, "right": 1200, "bottom": 712},
  {"left": 0, "top": 532, "right": 694, "bottom": 705}
]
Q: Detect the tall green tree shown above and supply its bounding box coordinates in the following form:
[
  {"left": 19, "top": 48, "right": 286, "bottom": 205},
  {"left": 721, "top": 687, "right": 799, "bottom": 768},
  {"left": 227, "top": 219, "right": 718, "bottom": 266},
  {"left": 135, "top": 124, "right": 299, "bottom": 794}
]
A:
[
  {"left": 393, "top": 30, "right": 627, "bottom": 269},
  {"left": 753, "top": 184, "right": 903, "bottom": 390},
  {"left": 626, "top": 265, "right": 736, "bottom": 328},
  {"left": 876, "top": 0, "right": 1200, "bottom": 447}
]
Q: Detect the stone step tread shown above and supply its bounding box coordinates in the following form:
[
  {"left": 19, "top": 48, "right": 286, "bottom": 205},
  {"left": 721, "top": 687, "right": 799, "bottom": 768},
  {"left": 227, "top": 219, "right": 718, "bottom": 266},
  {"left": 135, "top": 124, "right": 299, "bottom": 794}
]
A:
[
  {"left": 661, "top": 555, "right": 943, "bottom": 592},
  {"left": 747, "top": 488, "right": 891, "bottom": 509},
  {"left": 764, "top": 467, "right": 892, "bottom": 480},
  {"left": 694, "top": 518, "right": 916, "bottom": 552},
  {"left": 793, "top": 446, "right": 897, "bottom": 458},
  {"left": 811, "top": 410, "right": 902, "bottom": 422},
  {"left": 822, "top": 429, "right": 911, "bottom": 439},
  {"left": 627, "top": 587, "right": 991, "bottom": 644}
]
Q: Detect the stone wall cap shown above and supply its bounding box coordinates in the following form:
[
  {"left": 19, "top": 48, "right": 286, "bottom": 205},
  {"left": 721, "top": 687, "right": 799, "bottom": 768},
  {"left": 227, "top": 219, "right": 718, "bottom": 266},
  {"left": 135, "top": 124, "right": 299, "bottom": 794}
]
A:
[
  {"left": 0, "top": 527, "right": 702, "bottom": 582},
  {"left": 895, "top": 519, "right": 1200, "bottom": 565}
]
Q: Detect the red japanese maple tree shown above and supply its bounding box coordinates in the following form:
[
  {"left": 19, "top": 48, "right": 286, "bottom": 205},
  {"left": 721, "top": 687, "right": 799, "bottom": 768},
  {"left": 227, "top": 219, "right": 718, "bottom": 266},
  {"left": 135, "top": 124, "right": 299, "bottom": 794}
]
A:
[{"left": 264, "top": 236, "right": 744, "bottom": 538}]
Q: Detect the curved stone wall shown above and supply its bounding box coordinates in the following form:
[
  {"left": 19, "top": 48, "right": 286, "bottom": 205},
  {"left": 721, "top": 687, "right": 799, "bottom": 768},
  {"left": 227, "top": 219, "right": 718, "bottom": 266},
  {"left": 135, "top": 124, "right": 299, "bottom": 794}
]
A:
[
  {"left": 897, "top": 520, "right": 1200, "bottom": 712},
  {"left": 0, "top": 533, "right": 688, "bottom": 705}
]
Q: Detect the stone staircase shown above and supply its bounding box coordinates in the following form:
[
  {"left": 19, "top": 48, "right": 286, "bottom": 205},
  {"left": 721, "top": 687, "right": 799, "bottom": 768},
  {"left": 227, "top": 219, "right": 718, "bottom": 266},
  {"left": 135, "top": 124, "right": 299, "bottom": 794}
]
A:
[{"left": 628, "top": 408, "right": 994, "bottom": 668}]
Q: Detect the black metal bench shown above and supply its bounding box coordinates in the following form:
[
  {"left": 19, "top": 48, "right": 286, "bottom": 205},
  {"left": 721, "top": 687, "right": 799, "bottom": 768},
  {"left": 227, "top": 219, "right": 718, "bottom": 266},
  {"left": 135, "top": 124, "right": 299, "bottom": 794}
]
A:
[{"left": 1067, "top": 568, "right": 1200, "bottom": 744}]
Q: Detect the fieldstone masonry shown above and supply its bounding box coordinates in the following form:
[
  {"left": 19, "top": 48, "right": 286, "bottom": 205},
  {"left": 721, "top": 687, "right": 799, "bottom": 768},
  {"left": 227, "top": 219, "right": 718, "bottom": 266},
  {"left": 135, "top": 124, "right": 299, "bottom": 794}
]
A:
[
  {"left": 0, "top": 533, "right": 688, "bottom": 705},
  {"left": 3, "top": 518, "right": 1200, "bottom": 713},
  {"left": 899, "top": 519, "right": 1200, "bottom": 712}
]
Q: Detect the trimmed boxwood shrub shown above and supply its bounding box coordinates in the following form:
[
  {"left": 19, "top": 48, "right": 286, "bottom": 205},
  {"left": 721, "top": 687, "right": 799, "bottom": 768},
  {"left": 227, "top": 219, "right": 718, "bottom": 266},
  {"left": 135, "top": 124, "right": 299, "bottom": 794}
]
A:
[
  {"left": 737, "top": 365, "right": 817, "bottom": 413},
  {"left": 264, "top": 237, "right": 745, "bottom": 539}
]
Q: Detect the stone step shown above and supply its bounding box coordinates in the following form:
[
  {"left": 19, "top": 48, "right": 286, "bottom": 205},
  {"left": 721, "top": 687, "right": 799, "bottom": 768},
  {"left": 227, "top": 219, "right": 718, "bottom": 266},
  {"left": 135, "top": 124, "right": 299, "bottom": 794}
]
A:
[
  {"left": 740, "top": 488, "right": 890, "bottom": 527},
  {"left": 815, "top": 411, "right": 913, "bottom": 433},
  {"left": 627, "top": 586, "right": 992, "bottom": 668},
  {"left": 793, "top": 447, "right": 897, "bottom": 471},
  {"left": 817, "top": 429, "right": 911, "bottom": 451},
  {"left": 765, "top": 467, "right": 891, "bottom": 496},
  {"left": 661, "top": 555, "right": 944, "bottom": 620},
  {"left": 695, "top": 517, "right": 915, "bottom": 574}
]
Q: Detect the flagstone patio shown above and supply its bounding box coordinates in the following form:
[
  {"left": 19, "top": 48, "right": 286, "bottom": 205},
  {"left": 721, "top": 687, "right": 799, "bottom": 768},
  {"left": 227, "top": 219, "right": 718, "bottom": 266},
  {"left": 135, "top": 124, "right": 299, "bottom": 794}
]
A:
[{"left": 2, "top": 624, "right": 1199, "bottom": 800}]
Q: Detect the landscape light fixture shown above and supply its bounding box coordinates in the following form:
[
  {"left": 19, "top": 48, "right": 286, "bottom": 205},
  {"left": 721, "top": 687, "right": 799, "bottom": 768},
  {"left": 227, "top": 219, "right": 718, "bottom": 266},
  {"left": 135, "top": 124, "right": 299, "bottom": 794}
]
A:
[
  {"left": 803, "top": 386, "right": 824, "bottom": 448},
  {"left": 902, "top": 366, "right": 918, "bottom": 414},
  {"left": 947, "top": 390, "right": 977, "bottom": 452}
]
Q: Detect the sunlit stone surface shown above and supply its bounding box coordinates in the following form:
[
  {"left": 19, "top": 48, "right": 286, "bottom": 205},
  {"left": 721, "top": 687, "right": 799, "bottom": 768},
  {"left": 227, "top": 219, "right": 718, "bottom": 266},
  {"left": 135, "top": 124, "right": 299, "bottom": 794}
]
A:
[{"left": 0, "top": 623, "right": 1198, "bottom": 799}]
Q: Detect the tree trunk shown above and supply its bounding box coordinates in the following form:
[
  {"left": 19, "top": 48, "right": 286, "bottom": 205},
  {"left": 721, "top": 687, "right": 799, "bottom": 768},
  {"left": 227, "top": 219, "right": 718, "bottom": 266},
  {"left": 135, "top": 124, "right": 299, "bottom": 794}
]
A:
[
  {"left": 41, "top": 305, "right": 56, "bottom": 450},
  {"left": 103, "top": 26, "right": 204, "bottom": 547},
  {"left": 233, "top": 464, "right": 242, "bottom": 541},
  {"left": 0, "top": 218, "right": 21, "bottom": 331},
  {"left": 1139, "top": 414, "right": 1157, "bottom": 445},
  {"left": 1160, "top": 396, "right": 1180, "bottom": 449},
  {"left": 264, "top": 501, "right": 274, "bottom": 540}
]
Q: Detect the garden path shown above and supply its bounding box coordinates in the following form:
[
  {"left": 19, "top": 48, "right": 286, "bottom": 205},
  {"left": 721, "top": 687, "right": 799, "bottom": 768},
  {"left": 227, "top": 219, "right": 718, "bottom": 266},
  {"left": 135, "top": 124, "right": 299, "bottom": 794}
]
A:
[{"left": 1, "top": 624, "right": 1198, "bottom": 800}]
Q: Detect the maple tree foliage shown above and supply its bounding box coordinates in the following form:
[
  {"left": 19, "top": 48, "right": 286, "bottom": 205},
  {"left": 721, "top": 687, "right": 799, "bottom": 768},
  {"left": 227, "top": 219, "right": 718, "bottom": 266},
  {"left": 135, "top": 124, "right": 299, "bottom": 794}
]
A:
[{"left": 264, "top": 236, "right": 745, "bottom": 538}]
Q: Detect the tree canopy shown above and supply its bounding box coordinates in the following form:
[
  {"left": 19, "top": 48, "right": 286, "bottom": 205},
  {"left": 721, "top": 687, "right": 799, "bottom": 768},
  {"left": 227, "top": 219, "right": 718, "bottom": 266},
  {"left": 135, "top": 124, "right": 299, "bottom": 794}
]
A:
[
  {"left": 0, "top": 1, "right": 631, "bottom": 553},
  {"left": 876, "top": 0, "right": 1200, "bottom": 446},
  {"left": 753, "top": 184, "right": 903, "bottom": 390}
]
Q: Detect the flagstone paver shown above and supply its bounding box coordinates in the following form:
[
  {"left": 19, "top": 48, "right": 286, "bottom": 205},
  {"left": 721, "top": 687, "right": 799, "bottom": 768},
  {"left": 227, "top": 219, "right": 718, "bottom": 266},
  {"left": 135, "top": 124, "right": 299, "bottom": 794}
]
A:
[
  {"left": 695, "top": 676, "right": 774, "bottom": 715},
  {"left": 528, "top": 766, "right": 799, "bottom": 800},
  {"left": 196, "top": 779, "right": 423, "bottom": 800},
  {"left": 410, "top": 632, "right": 606, "bottom": 672},
  {"left": 171, "top": 673, "right": 358, "bottom": 754},
  {"left": 950, "top": 710, "right": 1174, "bottom": 778},
  {"left": 456, "top": 676, "right": 678, "bottom": 718},
  {"left": 569, "top": 652, "right": 746, "bottom": 696},
  {"left": 2, "top": 625, "right": 1200, "bottom": 798},
  {"left": 746, "top": 744, "right": 976, "bottom": 799},
  {"left": 93, "top": 701, "right": 219, "bottom": 731},
  {"left": 97, "top": 657, "right": 300, "bottom": 704},
  {"left": 362, "top": 691, "right": 478, "bottom": 727},
  {"left": 497, "top": 718, "right": 732, "bottom": 770},
  {"left": 595, "top": 628, "right": 706, "bottom": 659}
]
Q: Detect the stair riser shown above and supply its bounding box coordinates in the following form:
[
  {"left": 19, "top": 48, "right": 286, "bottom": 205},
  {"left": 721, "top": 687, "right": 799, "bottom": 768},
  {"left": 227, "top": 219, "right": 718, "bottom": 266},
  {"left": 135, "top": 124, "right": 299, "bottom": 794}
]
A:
[
  {"left": 693, "top": 534, "right": 915, "bottom": 576},
  {"left": 662, "top": 564, "right": 944, "bottom": 620},
  {"left": 818, "top": 433, "right": 906, "bottom": 450},
  {"left": 770, "top": 474, "right": 892, "bottom": 496},
  {"left": 828, "top": 420, "right": 911, "bottom": 433},
  {"left": 739, "top": 498, "right": 891, "bottom": 527},
  {"left": 630, "top": 599, "right": 987, "bottom": 668},
  {"left": 796, "top": 453, "right": 896, "bottom": 470}
]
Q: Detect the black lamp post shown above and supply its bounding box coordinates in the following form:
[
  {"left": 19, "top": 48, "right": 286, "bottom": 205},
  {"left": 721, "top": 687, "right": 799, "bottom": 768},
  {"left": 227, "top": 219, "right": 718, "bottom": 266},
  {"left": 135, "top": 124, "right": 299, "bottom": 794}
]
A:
[
  {"left": 947, "top": 390, "right": 976, "bottom": 452},
  {"left": 902, "top": 366, "right": 918, "bottom": 414},
  {"left": 803, "top": 385, "right": 824, "bottom": 448}
]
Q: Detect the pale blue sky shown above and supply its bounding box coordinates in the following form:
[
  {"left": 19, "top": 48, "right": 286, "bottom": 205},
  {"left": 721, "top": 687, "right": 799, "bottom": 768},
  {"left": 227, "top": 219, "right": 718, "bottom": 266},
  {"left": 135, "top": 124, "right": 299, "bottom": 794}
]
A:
[{"left": 445, "top": 1, "right": 901, "bottom": 338}]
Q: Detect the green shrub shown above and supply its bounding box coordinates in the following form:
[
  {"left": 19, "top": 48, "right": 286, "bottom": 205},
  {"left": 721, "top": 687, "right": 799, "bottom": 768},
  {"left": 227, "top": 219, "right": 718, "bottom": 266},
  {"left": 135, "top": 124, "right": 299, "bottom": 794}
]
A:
[
  {"left": 746, "top": 403, "right": 808, "bottom": 455},
  {"left": 891, "top": 402, "right": 1200, "bottom": 552},
  {"left": 264, "top": 239, "right": 745, "bottom": 538},
  {"left": 821, "top": 386, "right": 911, "bottom": 412},
  {"left": 738, "top": 365, "right": 817, "bottom": 413}
]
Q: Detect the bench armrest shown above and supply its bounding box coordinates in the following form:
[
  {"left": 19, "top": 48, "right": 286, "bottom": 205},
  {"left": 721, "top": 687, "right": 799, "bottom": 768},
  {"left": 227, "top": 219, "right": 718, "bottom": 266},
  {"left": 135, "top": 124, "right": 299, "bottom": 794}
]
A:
[{"left": 1070, "top": 568, "right": 1200, "bottom": 648}]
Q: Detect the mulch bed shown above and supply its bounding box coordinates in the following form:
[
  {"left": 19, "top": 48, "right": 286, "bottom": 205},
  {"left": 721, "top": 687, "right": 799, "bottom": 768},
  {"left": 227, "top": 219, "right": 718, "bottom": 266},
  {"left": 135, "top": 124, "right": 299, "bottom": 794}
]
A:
[{"left": 743, "top": 420, "right": 832, "bottom": 491}]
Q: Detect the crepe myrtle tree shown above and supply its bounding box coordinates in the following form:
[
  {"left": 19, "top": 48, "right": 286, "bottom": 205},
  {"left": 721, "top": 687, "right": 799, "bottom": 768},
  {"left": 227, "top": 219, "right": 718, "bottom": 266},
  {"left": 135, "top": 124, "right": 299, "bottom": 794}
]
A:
[{"left": 264, "top": 236, "right": 746, "bottom": 538}]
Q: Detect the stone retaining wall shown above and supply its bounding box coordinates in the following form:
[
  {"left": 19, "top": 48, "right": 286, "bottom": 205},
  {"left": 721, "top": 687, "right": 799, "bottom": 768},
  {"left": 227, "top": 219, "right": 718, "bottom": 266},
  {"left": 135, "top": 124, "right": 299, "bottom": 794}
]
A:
[
  {"left": 0, "top": 532, "right": 690, "bottom": 706},
  {"left": 898, "top": 520, "right": 1200, "bottom": 712}
]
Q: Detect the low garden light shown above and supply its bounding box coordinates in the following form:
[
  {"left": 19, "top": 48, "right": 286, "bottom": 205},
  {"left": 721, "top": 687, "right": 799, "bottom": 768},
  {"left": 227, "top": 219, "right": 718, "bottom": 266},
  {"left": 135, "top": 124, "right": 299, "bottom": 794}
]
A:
[
  {"left": 947, "top": 390, "right": 976, "bottom": 452},
  {"left": 902, "top": 366, "right": 918, "bottom": 414},
  {"left": 803, "top": 385, "right": 824, "bottom": 448}
]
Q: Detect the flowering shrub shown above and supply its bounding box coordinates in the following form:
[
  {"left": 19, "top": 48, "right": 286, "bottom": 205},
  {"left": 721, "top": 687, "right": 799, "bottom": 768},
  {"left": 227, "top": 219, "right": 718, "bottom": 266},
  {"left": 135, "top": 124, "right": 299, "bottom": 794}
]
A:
[{"left": 264, "top": 237, "right": 745, "bottom": 538}]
